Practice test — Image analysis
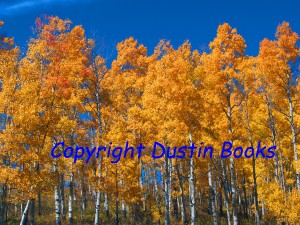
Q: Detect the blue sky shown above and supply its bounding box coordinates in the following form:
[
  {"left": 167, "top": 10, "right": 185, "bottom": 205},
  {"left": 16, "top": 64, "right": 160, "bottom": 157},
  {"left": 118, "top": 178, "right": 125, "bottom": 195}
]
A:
[{"left": 0, "top": 0, "right": 300, "bottom": 59}]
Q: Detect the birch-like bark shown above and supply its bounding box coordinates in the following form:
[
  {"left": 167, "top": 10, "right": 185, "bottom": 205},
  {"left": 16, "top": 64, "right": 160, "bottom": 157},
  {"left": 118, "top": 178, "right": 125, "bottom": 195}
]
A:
[
  {"left": 199, "top": 192, "right": 202, "bottom": 205},
  {"left": 94, "top": 145, "right": 103, "bottom": 225},
  {"left": 20, "top": 201, "right": 23, "bottom": 218},
  {"left": 81, "top": 176, "right": 87, "bottom": 218},
  {"left": 227, "top": 95, "right": 238, "bottom": 225},
  {"left": 138, "top": 158, "right": 146, "bottom": 211},
  {"left": 175, "top": 163, "right": 187, "bottom": 224},
  {"left": 104, "top": 193, "right": 109, "bottom": 218},
  {"left": 68, "top": 172, "right": 74, "bottom": 225},
  {"left": 55, "top": 185, "right": 62, "bottom": 225},
  {"left": 121, "top": 199, "right": 126, "bottom": 217},
  {"left": 230, "top": 157, "right": 238, "bottom": 225},
  {"left": 115, "top": 167, "right": 119, "bottom": 225},
  {"left": 164, "top": 155, "right": 171, "bottom": 225},
  {"left": 213, "top": 168, "right": 218, "bottom": 213},
  {"left": 94, "top": 191, "right": 101, "bottom": 225},
  {"left": 265, "top": 96, "right": 280, "bottom": 183},
  {"left": 252, "top": 147, "right": 260, "bottom": 224},
  {"left": 242, "top": 175, "right": 248, "bottom": 218},
  {"left": 60, "top": 174, "right": 66, "bottom": 220},
  {"left": 287, "top": 88, "right": 300, "bottom": 190},
  {"left": 53, "top": 152, "right": 62, "bottom": 225},
  {"left": 81, "top": 187, "right": 86, "bottom": 212},
  {"left": 153, "top": 161, "right": 162, "bottom": 221},
  {"left": 172, "top": 168, "right": 178, "bottom": 221},
  {"left": 188, "top": 134, "right": 195, "bottom": 225},
  {"left": 220, "top": 159, "right": 231, "bottom": 225},
  {"left": 169, "top": 158, "right": 172, "bottom": 213},
  {"left": 94, "top": 60, "right": 104, "bottom": 225},
  {"left": 15, "top": 204, "right": 18, "bottom": 217},
  {"left": 20, "top": 200, "right": 30, "bottom": 225},
  {"left": 73, "top": 193, "right": 77, "bottom": 203},
  {"left": 208, "top": 162, "right": 218, "bottom": 225},
  {"left": 245, "top": 98, "right": 260, "bottom": 225}
]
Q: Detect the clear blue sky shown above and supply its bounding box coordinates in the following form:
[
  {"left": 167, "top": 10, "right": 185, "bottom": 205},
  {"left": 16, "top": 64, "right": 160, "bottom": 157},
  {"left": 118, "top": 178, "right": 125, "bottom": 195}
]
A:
[{"left": 1, "top": 0, "right": 300, "bottom": 59}]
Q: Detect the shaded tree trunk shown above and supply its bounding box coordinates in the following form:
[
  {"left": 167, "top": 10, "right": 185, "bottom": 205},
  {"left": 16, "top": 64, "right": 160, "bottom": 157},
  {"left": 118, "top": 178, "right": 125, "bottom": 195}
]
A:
[
  {"left": 38, "top": 192, "right": 41, "bottom": 216},
  {"left": 115, "top": 167, "right": 119, "bottom": 225},
  {"left": 60, "top": 174, "right": 66, "bottom": 220},
  {"left": 0, "top": 184, "right": 7, "bottom": 225},
  {"left": 30, "top": 199, "right": 35, "bottom": 225},
  {"left": 172, "top": 195, "right": 179, "bottom": 221},
  {"left": 176, "top": 163, "right": 187, "bottom": 224}
]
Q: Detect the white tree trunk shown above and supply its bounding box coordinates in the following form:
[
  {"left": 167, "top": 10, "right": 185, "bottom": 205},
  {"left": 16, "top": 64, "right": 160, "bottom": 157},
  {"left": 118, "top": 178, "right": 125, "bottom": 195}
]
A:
[
  {"left": 227, "top": 98, "right": 238, "bottom": 225},
  {"left": 230, "top": 157, "right": 238, "bottom": 225},
  {"left": 138, "top": 157, "right": 146, "bottom": 211},
  {"left": 164, "top": 155, "right": 171, "bottom": 225},
  {"left": 94, "top": 151, "right": 103, "bottom": 225},
  {"left": 176, "top": 163, "right": 187, "bottom": 224},
  {"left": 94, "top": 192, "right": 101, "bottom": 225},
  {"left": 220, "top": 159, "right": 231, "bottom": 225},
  {"left": 288, "top": 89, "right": 300, "bottom": 190},
  {"left": 20, "top": 200, "right": 30, "bottom": 225},
  {"left": 208, "top": 162, "right": 218, "bottom": 225},
  {"left": 55, "top": 185, "right": 62, "bottom": 225},
  {"left": 81, "top": 177, "right": 87, "bottom": 219},
  {"left": 68, "top": 172, "right": 74, "bottom": 225},
  {"left": 189, "top": 134, "right": 196, "bottom": 225},
  {"left": 169, "top": 158, "right": 172, "bottom": 213},
  {"left": 15, "top": 204, "right": 18, "bottom": 216},
  {"left": 245, "top": 98, "right": 261, "bottom": 225},
  {"left": 60, "top": 174, "right": 65, "bottom": 220},
  {"left": 121, "top": 199, "right": 126, "bottom": 217},
  {"left": 104, "top": 192, "right": 109, "bottom": 218},
  {"left": 20, "top": 202, "right": 23, "bottom": 218},
  {"left": 94, "top": 74, "right": 104, "bottom": 225}
]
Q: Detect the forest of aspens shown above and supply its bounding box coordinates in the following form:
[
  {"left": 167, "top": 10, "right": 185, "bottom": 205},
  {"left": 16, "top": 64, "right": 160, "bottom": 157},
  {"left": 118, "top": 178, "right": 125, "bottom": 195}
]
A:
[{"left": 0, "top": 15, "right": 300, "bottom": 225}]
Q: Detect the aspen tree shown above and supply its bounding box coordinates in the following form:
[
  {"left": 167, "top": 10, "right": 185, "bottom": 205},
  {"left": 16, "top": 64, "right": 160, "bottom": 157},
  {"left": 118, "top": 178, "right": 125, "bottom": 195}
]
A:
[{"left": 200, "top": 23, "right": 246, "bottom": 225}]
